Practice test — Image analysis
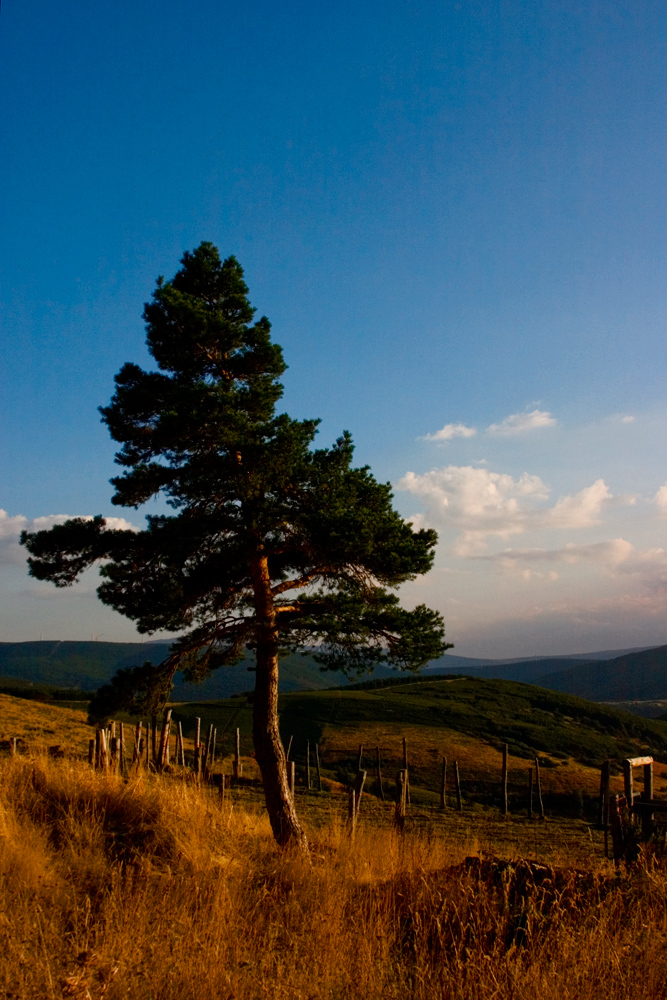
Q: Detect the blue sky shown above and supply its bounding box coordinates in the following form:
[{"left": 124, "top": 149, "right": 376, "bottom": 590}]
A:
[{"left": 2, "top": 0, "right": 667, "bottom": 656}]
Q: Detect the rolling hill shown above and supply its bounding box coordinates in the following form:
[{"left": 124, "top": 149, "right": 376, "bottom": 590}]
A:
[
  {"left": 541, "top": 645, "right": 667, "bottom": 702},
  {"left": 166, "top": 674, "right": 667, "bottom": 813},
  {"left": 0, "top": 641, "right": 652, "bottom": 701}
]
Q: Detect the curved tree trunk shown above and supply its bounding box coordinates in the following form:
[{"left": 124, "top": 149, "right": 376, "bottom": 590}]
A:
[{"left": 251, "top": 553, "right": 308, "bottom": 851}]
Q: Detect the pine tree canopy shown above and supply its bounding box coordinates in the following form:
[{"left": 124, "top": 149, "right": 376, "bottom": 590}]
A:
[{"left": 22, "top": 243, "right": 451, "bottom": 719}]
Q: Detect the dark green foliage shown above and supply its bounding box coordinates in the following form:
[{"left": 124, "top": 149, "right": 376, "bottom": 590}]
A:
[
  {"left": 87, "top": 661, "right": 177, "bottom": 722},
  {"left": 21, "top": 243, "right": 449, "bottom": 715}
]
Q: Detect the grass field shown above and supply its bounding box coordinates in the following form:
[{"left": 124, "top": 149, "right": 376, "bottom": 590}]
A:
[
  {"left": 2, "top": 749, "right": 667, "bottom": 999},
  {"left": 168, "top": 675, "right": 667, "bottom": 816},
  {"left": 4, "top": 690, "right": 667, "bottom": 997}
]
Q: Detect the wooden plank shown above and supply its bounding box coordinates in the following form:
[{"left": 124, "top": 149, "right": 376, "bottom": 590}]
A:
[
  {"left": 629, "top": 799, "right": 667, "bottom": 813},
  {"left": 454, "top": 761, "right": 462, "bottom": 812},
  {"left": 626, "top": 756, "right": 653, "bottom": 767}
]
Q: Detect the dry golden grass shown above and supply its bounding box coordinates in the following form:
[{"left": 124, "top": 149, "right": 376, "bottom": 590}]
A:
[
  {"left": 319, "top": 719, "right": 622, "bottom": 797},
  {"left": 0, "top": 693, "right": 91, "bottom": 752},
  {"left": 2, "top": 749, "right": 667, "bottom": 1000}
]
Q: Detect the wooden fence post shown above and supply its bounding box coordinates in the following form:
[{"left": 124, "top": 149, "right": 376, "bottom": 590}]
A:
[
  {"left": 233, "top": 727, "right": 242, "bottom": 780},
  {"left": 288, "top": 760, "right": 295, "bottom": 799},
  {"left": 402, "top": 737, "right": 410, "bottom": 804},
  {"left": 534, "top": 757, "right": 545, "bottom": 820},
  {"left": 440, "top": 756, "right": 447, "bottom": 809},
  {"left": 88, "top": 738, "right": 95, "bottom": 767},
  {"left": 394, "top": 769, "right": 407, "bottom": 832},
  {"left": 501, "top": 743, "right": 508, "bottom": 816},
  {"left": 119, "top": 722, "right": 126, "bottom": 777},
  {"left": 158, "top": 710, "right": 172, "bottom": 770},
  {"left": 376, "top": 746, "right": 385, "bottom": 802},
  {"left": 100, "top": 729, "right": 109, "bottom": 773},
  {"left": 528, "top": 767, "right": 533, "bottom": 819},
  {"left": 609, "top": 793, "right": 625, "bottom": 864},
  {"left": 133, "top": 721, "right": 142, "bottom": 764},
  {"left": 211, "top": 728, "right": 217, "bottom": 766},
  {"left": 151, "top": 715, "right": 157, "bottom": 765},
  {"left": 454, "top": 761, "right": 462, "bottom": 811},
  {"left": 643, "top": 760, "right": 654, "bottom": 840},
  {"left": 194, "top": 717, "right": 201, "bottom": 778},
  {"left": 357, "top": 744, "right": 364, "bottom": 771},
  {"left": 306, "top": 741, "right": 311, "bottom": 790},
  {"left": 623, "top": 759, "right": 633, "bottom": 814},
  {"left": 603, "top": 761, "right": 610, "bottom": 857},
  {"left": 286, "top": 735, "right": 293, "bottom": 761},
  {"left": 11, "top": 737, "right": 17, "bottom": 757},
  {"left": 348, "top": 769, "right": 367, "bottom": 838},
  {"left": 315, "top": 743, "right": 322, "bottom": 791},
  {"left": 202, "top": 724, "right": 213, "bottom": 778},
  {"left": 177, "top": 722, "right": 185, "bottom": 767}
]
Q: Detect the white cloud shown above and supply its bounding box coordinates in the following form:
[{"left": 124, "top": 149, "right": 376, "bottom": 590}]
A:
[
  {"left": 621, "top": 415, "right": 635, "bottom": 424},
  {"left": 479, "top": 538, "right": 667, "bottom": 593},
  {"left": 654, "top": 484, "right": 667, "bottom": 516},
  {"left": 423, "top": 422, "right": 477, "bottom": 442},
  {"left": 487, "top": 409, "right": 557, "bottom": 435},
  {"left": 545, "top": 479, "right": 619, "bottom": 530},
  {"left": 0, "top": 509, "right": 139, "bottom": 568},
  {"left": 397, "top": 467, "right": 625, "bottom": 555}
]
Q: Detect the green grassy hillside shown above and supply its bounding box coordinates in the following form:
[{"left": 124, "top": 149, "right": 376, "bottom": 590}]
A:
[{"left": 165, "top": 675, "right": 667, "bottom": 815}]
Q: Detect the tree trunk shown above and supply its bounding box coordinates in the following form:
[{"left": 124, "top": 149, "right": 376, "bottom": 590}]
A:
[{"left": 251, "top": 552, "right": 308, "bottom": 852}]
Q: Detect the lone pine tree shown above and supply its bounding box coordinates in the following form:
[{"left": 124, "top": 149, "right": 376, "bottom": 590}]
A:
[{"left": 22, "top": 243, "right": 450, "bottom": 849}]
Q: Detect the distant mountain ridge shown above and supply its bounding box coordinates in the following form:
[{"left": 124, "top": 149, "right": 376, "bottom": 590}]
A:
[
  {"left": 541, "top": 645, "right": 667, "bottom": 701},
  {"left": 0, "top": 640, "right": 347, "bottom": 700},
  {"left": 0, "top": 640, "right": 663, "bottom": 703}
]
